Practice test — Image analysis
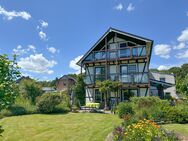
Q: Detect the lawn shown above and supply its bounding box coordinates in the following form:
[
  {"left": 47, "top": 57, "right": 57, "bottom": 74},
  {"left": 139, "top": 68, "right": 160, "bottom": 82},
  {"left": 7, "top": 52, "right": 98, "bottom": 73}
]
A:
[
  {"left": 163, "top": 124, "right": 188, "bottom": 137},
  {"left": 0, "top": 113, "right": 122, "bottom": 141}
]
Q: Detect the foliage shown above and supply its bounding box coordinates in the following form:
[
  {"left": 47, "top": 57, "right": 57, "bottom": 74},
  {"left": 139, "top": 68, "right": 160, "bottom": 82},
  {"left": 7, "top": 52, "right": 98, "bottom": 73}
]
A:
[
  {"left": 116, "top": 96, "right": 188, "bottom": 124},
  {"left": 0, "top": 96, "right": 37, "bottom": 118},
  {"left": 176, "top": 75, "right": 188, "bottom": 98},
  {"left": 117, "top": 102, "right": 134, "bottom": 118},
  {"left": 0, "top": 54, "right": 20, "bottom": 110},
  {"left": 19, "top": 79, "right": 43, "bottom": 104},
  {"left": 36, "top": 93, "right": 62, "bottom": 113},
  {"left": 122, "top": 119, "right": 177, "bottom": 141},
  {"left": 0, "top": 54, "right": 20, "bottom": 136},
  {"left": 73, "top": 75, "right": 85, "bottom": 106}
]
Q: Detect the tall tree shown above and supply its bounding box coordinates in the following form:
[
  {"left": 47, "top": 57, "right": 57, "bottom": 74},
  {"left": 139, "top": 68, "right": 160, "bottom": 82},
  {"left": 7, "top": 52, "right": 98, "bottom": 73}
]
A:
[
  {"left": 0, "top": 54, "right": 20, "bottom": 135},
  {"left": 0, "top": 54, "right": 20, "bottom": 110},
  {"left": 73, "top": 75, "right": 85, "bottom": 106}
]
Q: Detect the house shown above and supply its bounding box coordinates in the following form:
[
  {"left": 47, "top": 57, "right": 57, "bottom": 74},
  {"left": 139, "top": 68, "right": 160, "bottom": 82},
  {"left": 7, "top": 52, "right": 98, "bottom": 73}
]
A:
[
  {"left": 77, "top": 27, "right": 153, "bottom": 104},
  {"left": 56, "top": 75, "right": 76, "bottom": 92},
  {"left": 150, "top": 72, "right": 178, "bottom": 99},
  {"left": 77, "top": 28, "right": 176, "bottom": 106}
]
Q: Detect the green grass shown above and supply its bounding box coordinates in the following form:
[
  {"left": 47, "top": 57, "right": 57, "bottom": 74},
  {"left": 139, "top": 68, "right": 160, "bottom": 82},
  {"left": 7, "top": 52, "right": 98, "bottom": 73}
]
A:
[
  {"left": 0, "top": 113, "right": 122, "bottom": 141},
  {"left": 163, "top": 124, "right": 188, "bottom": 137}
]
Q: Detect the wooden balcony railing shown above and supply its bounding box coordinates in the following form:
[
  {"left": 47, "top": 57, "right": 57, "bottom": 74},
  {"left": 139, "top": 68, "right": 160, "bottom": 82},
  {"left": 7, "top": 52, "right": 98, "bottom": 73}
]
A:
[
  {"left": 84, "top": 45, "right": 147, "bottom": 62},
  {"left": 84, "top": 72, "right": 149, "bottom": 85}
]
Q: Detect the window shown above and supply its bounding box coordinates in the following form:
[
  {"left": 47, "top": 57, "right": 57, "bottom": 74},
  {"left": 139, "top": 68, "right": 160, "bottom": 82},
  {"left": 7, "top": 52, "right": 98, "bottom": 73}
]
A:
[
  {"left": 160, "top": 77, "right": 165, "bottom": 82},
  {"left": 132, "top": 48, "right": 137, "bottom": 57},
  {"left": 119, "top": 43, "right": 127, "bottom": 48},
  {"left": 109, "top": 65, "right": 117, "bottom": 81},
  {"left": 109, "top": 43, "right": 117, "bottom": 50},
  {"left": 95, "top": 67, "right": 105, "bottom": 81},
  {"left": 128, "top": 65, "right": 136, "bottom": 73},
  {"left": 119, "top": 48, "right": 130, "bottom": 58},
  {"left": 95, "top": 89, "right": 101, "bottom": 103},
  {"left": 109, "top": 51, "right": 117, "bottom": 59},
  {"left": 138, "top": 46, "right": 146, "bottom": 56},
  {"left": 85, "top": 54, "right": 93, "bottom": 61},
  {"left": 127, "top": 42, "right": 136, "bottom": 46},
  {"left": 120, "top": 65, "right": 128, "bottom": 74}
]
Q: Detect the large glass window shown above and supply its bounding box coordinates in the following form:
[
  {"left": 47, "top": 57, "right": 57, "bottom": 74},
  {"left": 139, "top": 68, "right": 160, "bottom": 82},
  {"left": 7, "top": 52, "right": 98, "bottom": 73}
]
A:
[
  {"left": 138, "top": 46, "right": 146, "bottom": 56},
  {"left": 95, "top": 67, "right": 105, "bottom": 81},
  {"left": 119, "top": 48, "right": 130, "bottom": 58},
  {"left": 109, "top": 51, "right": 117, "bottom": 59},
  {"left": 128, "top": 65, "right": 136, "bottom": 73},
  {"left": 94, "top": 52, "right": 106, "bottom": 60},
  {"left": 132, "top": 48, "right": 137, "bottom": 57}
]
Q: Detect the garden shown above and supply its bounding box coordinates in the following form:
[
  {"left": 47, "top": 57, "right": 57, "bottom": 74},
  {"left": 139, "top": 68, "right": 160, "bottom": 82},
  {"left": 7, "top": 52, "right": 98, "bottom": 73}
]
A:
[{"left": 112, "top": 96, "right": 188, "bottom": 141}]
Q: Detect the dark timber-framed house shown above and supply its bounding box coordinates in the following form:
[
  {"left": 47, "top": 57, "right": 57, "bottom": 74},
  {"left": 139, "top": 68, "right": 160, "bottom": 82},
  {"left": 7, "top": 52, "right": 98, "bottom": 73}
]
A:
[{"left": 77, "top": 28, "right": 173, "bottom": 106}]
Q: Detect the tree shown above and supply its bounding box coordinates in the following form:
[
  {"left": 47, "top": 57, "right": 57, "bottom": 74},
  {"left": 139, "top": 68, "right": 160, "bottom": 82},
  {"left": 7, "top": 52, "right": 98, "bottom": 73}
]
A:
[
  {"left": 96, "top": 80, "right": 112, "bottom": 110},
  {"left": 0, "top": 54, "right": 20, "bottom": 110},
  {"left": 73, "top": 75, "right": 85, "bottom": 106},
  {"left": 0, "top": 54, "right": 20, "bottom": 136},
  {"left": 176, "top": 75, "right": 188, "bottom": 98},
  {"left": 19, "top": 79, "right": 43, "bottom": 104},
  {"left": 110, "top": 81, "right": 122, "bottom": 105}
]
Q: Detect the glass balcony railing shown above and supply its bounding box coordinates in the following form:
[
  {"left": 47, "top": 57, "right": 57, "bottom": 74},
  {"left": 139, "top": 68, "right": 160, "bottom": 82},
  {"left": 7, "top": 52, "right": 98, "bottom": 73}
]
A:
[
  {"left": 84, "top": 46, "right": 147, "bottom": 62},
  {"left": 84, "top": 72, "right": 149, "bottom": 84}
]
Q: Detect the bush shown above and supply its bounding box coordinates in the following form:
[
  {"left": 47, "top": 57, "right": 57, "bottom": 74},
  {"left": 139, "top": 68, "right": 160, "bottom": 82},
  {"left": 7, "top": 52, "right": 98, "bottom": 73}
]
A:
[
  {"left": 36, "top": 93, "right": 62, "bottom": 113},
  {"left": 113, "top": 119, "right": 178, "bottom": 141},
  {"left": 117, "top": 102, "right": 134, "bottom": 118},
  {"left": 0, "top": 96, "right": 37, "bottom": 118}
]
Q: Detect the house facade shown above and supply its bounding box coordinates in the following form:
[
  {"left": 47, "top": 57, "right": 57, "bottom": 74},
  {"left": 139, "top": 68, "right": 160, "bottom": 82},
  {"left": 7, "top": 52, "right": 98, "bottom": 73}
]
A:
[
  {"left": 77, "top": 28, "right": 153, "bottom": 105},
  {"left": 150, "top": 72, "right": 177, "bottom": 99}
]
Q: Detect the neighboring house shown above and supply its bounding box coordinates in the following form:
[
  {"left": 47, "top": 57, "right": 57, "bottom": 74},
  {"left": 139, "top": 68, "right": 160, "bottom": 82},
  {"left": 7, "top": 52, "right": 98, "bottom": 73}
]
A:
[
  {"left": 56, "top": 75, "right": 76, "bottom": 92},
  {"left": 77, "top": 28, "right": 153, "bottom": 104},
  {"left": 150, "top": 72, "right": 178, "bottom": 99}
]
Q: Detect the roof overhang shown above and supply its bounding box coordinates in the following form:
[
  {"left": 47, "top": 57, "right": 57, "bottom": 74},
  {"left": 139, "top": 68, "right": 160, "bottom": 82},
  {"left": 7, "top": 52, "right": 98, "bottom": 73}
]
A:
[
  {"left": 150, "top": 79, "right": 174, "bottom": 89},
  {"left": 77, "top": 27, "right": 153, "bottom": 66}
]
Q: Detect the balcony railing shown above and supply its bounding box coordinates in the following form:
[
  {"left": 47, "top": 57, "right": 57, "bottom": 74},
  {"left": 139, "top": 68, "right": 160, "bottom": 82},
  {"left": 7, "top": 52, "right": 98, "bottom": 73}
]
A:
[
  {"left": 84, "top": 46, "right": 147, "bottom": 62},
  {"left": 84, "top": 72, "right": 149, "bottom": 85}
]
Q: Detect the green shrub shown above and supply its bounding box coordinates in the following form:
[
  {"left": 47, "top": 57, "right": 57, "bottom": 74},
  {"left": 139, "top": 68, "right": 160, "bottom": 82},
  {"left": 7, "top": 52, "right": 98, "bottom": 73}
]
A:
[
  {"left": 36, "top": 93, "right": 62, "bottom": 113},
  {"left": 117, "top": 102, "right": 134, "bottom": 118}
]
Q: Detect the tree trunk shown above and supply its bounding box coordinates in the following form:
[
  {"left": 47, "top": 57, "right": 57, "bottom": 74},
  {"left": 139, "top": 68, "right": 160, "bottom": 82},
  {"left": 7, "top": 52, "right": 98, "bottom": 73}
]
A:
[{"left": 104, "top": 92, "right": 108, "bottom": 110}]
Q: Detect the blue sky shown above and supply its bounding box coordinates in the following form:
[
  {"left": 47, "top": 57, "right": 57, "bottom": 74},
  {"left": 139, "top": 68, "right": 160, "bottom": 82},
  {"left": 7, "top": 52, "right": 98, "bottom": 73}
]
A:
[{"left": 0, "top": 0, "right": 188, "bottom": 80}]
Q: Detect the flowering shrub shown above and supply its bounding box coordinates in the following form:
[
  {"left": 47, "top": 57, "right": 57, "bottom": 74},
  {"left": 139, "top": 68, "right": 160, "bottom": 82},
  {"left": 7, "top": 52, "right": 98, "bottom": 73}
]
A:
[{"left": 113, "top": 119, "right": 177, "bottom": 141}]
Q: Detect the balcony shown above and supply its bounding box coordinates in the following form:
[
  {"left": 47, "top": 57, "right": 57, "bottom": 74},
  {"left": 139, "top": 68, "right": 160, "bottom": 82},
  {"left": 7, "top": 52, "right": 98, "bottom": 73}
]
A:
[
  {"left": 84, "top": 45, "right": 147, "bottom": 62},
  {"left": 84, "top": 72, "right": 149, "bottom": 85}
]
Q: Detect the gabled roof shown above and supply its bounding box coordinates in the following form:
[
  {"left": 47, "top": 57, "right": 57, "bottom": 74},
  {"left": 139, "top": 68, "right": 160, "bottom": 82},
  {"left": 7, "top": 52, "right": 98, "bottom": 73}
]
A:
[{"left": 77, "top": 27, "right": 153, "bottom": 66}]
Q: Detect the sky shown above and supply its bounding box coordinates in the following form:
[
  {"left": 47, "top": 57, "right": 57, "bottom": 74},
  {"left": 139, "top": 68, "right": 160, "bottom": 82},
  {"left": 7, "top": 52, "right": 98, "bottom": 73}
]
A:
[{"left": 0, "top": 0, "right": 188, "bottom": 80}]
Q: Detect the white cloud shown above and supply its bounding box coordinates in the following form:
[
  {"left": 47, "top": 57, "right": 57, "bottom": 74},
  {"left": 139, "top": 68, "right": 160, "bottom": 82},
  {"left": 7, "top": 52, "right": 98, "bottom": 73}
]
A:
[
  {"left": 27, "top": 45, "right": 36, "bottom": 52},
  {"left": 0, "top": 6, "right": 31, "bottom": 20},
  {"left": 127, "top": 3, "right": 135, "bottom": 12},
  {"left": 173, "top": 42, "right": 186, "bottom": 50},
  {"left": 114, "top": 3, "right": 123, "bottom": 11},
  {"left": 69, "top": 55, "right": 83, "bottom": 74},
  {"left": 40, "top": 20, "right": 48, "bottom": 28},
  {"left": 18, "top": 54, "right": 57, "bottom": 74},
  {"left": 175, "top": 49, "right": 188, "bottom": 59},
  {"left": 154, "top": 44, "right": 171, "bottom": 59},
  {"left": 47, "top": 47, "right": 57, "bottom": 54},
  {"left": 177, "top": 28, "right": 188, "bottom": 42},
  {"left": 39, "top": 31, "right": 47, "bottom": 40},
  {"left": 13, "top": 45, "right": 27, "bottom": 55},
  {"left": 157, "top": 65, "right": 170, "bottom": 70},
  {"left": 13, "top": 45, "right": 36, "bottom": 55}
]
